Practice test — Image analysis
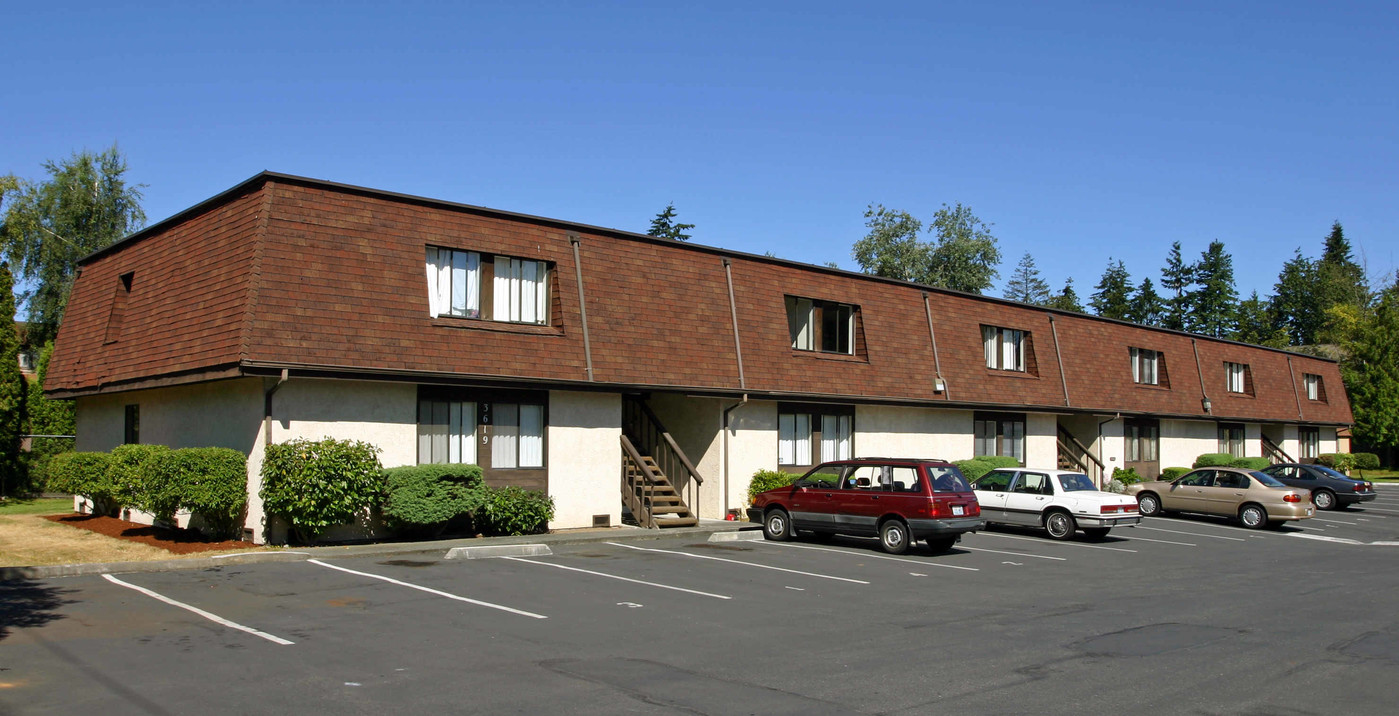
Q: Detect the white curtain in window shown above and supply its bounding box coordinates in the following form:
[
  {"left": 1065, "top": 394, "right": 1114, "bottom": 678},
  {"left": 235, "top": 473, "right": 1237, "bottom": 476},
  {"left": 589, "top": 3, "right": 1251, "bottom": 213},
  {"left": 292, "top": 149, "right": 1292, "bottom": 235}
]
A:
[
  {"left": 982, "top": 326, "right": 997, "bottom": 368},
  {"left": 493, "top": 403, "right": 519, "bottom": 468},
  {"left": 974, "top": 419, "right": 995, "bottom": 457},
  {"left": 1002, "top": 329, "right": 1021, "bottom": 371},
  {"left": 1143, "top": 351, "right": 1156, "bottom": 384},
  {"left": 519, "top": 404, "right": 543, "bottom": 468},
  {"left": 778, "top": 413, "right": 811, "bottom": 465},
  {"left": 789, "top": 298, "right": 814, "bottom": 350},
  {"left": 821, "top": 414, "right": 851, "bottom": 461},
  {"left": 1131, "top": 348, "right": 1141, "bottom": 383},
  {"left": 494, "top": 256, "right": 514, "bottom": 322},
  {"left": 426, "top": 249, "right": 442, "bottom": 318},
  {"left": 1002, "top": 420, "right": 1025, "bottom": 463},
  {"left": 520, "top": 260, "right": 539, "bottom": 324}
]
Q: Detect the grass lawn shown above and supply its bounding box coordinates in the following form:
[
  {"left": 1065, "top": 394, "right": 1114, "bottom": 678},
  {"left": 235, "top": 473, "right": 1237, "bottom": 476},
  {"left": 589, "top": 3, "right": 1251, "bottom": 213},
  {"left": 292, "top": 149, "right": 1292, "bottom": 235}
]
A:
[{"left": 0, "top": 496, "right": 74, "bottom": 516}]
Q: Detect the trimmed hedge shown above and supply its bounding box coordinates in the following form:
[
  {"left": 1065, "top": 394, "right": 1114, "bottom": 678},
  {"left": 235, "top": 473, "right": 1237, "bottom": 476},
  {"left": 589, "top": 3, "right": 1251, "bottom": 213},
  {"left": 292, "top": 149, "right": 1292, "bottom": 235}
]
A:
[
  {"left": 110, "top": 444, "right": 174, "bottom": 521},
  {"left": 1161, "top": 467, "right": 1191, "bottom": 481},
  {"left": 980, "top": 456, "right": 1023, "bottom": 469},
  {"left": 382, "top": 464, "right": 485, "bottom": 535},
  {"left": 748, "top": 469, "right": 803, "bottom": 502},
  {"left": 955, "top": 459, "right": 995, "bottom": 482},
  {"left": 260, "top": 438, "right": 383, "bottom": 543},
  {"left": 1193, "top": 453, "right": 1236, "bottom": 468},
  {"left": 1230, "top": 457, "right": 1271, "bottom": 471},
  {"left": 1352, "top": 453, "right": 1381, "bottom": 471},
  {"left": 477, "top": 486, "right": 554, "bottom": 536},
  {"left": 163, "top": 448, "right": 248, "bottom": 538},
  {"left": 1318, "top": 453, "right": 1356, "bottom": 472},
  {"left": 47, "top": 452, "right": 117, "bottom": 515}
]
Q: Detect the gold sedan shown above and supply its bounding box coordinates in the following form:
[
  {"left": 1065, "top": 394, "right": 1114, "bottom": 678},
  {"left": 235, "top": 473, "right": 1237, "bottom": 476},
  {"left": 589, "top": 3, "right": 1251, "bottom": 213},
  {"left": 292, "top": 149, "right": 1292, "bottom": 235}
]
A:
[{"left": 1126, "top": 467, "right": 1314, "bottom": 529}]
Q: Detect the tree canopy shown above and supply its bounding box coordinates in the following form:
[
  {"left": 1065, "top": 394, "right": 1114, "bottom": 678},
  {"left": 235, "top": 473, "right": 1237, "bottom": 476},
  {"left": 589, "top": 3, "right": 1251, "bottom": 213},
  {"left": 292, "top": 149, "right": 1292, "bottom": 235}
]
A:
[
  {"left": 1044, "top": 278, "right": 1084, "bottom": 313},
  {"left": 1090, "top": 259, "right": 1133, "bottom": 320},
  {"left": 1159, "top": 241, "right": 1193, "bottom": 331},
  {"left": 1004, "top": 252, "right": 1050, "bottom": 305},
  {"left": 1, "top": 146, "right": 146, "bottom": 345},
  {"left": 647, "top": 203, "right": 694, "bottom": 242},
  {"left": 1341, "top": 277, "right": 1399, "bottom": 451},
  {"left": 1186, "top": 240, "right": 1238, "bottom": 338},
  {"left": 852, "top": 204, "right": 928, "bottom": 282},
  {"left": 853, "top": 202, "right": 1001, "bottom": 293},
  {"left": 1126, "top": 278, "right": 1164, "bottom": 326}
]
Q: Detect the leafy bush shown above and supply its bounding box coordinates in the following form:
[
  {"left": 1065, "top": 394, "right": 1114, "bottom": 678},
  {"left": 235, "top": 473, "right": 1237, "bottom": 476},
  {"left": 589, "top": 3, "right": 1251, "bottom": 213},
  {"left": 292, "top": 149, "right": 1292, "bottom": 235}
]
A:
[
  {"left": 476, "top": 486, "right": 554, "bottom": 536},
  {"left": 1111, "top": 466, "right": 1143, "bottom": 485},
  {"left": 165, "top": 448, "right": 248, "bottom": 538},
  {"left": 1193, "top": 453, "right": 1236, "bottom": 468},
  {"left": 980, "top": 456, "right": 1023, "bottom": 469},
  {"left": 109, "top": 444, "right": 173, "bottom": 521},
  {"left": 1352, "top": 453, "right": 1381, "bottom": 471},
  {"left": 1161, "top": 467, "right": 1191, "bottom": 481},
  {"left": 1318, "top": 453, "right": 1357, "bottom": 473},
  {"left": 954, "top": 459, "right": 996, "bottom": 482},
  {"left": 748, "top": 469, "right": 803, "bottom": 502},
  {"left": 46, "top": 452, "right": 115, "bottom": 515},
  {"left": 1230, "top": 457, "right": 1272, "bottom": 471},
  {"left": 260, "top": 438, "right": 383, "bottom": 543},
  {"left": 382, "top": 464, "right": 485, "bottom": 535}
]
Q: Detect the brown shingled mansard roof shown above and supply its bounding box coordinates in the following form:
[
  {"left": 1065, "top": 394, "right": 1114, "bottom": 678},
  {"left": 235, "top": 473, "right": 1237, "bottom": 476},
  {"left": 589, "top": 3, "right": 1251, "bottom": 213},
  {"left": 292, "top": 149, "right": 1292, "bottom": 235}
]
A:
[{"left": 46, "top": 172, "right": 1353, "bottom": 427}]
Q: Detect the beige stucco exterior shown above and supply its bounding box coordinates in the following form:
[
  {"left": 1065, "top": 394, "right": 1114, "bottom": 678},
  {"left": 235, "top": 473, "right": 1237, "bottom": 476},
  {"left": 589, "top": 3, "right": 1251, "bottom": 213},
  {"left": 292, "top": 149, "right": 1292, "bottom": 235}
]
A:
[
  {"left": 647, "top": 393, "right": 728, "bottom": 519},
  {"left": 1159, "top": 419, "right": 1219, "bottom": 469},
  {"left": 546, "top": 390, "right": 622, "bottom": 529},
  {"left": 855, "top": 405, "right": 973, "bottom": 462}
]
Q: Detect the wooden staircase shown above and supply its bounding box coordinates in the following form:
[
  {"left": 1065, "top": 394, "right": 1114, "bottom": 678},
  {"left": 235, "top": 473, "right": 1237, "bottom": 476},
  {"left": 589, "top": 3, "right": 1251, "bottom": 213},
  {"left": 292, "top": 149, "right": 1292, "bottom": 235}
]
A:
[
  {"left": 1057, "top": 424, "right": 1106, "bottom": 486},
  {"left": 621, "top": 396, "right": 703, "bottom": 529}
]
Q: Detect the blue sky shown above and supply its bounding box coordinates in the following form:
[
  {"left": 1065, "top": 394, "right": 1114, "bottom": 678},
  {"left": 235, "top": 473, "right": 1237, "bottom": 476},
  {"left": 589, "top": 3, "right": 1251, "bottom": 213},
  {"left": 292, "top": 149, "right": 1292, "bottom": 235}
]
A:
[{"left": 4, "top": 1, "right": 1396, "bottom": 303}]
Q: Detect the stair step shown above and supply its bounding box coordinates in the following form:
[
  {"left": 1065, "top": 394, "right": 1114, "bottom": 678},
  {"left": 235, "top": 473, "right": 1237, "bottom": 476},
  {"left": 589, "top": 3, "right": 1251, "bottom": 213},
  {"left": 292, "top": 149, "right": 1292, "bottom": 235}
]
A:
[
  {"left": 654, "top": 516, "right": 699, "bottom": 528},
  {"left": 649, "top": 505, "right": 693, "bottom": 515}
]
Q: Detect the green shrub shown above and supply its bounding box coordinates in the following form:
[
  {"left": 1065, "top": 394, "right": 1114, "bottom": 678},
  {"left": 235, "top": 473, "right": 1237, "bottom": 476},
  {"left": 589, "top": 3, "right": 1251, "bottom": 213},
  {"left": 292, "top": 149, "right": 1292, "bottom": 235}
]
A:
[
  {"left": 980, "top": 456, "right": 1023, "bottom": 469},
  {"left": 477, "top": 486, "right": 554, "bottom": 536},
  {"left": 1160, "top": 467, "right": 1191, "bottom": 481},
  {"left": 1111, "top": 466, "right": 1143, "bottom": 485},
  {"left": 47, "top": 452, "right": 115, "bottom": 514},
  {"left": 260, "top": 438, "right": 383, "bottom": 543},
  {"left": 109, "top": 444, "right": 173, "bottom": 520},
  {"left": 1318, "top": 453, "right": 1357, "bottom": 473},
  {"left": 748, "top": 469, "right": 803, "bottom": 502},
  {"left": 382, "top": 464, "right": 485, "bottom": 535},
  {"left": 1193, "top": 453, "right": 1236, "bottom": 468},
  {"left": 954, "top": 459, "right": 996, "bottom": 482},
  {"left": 1230, "top": 457, "right": 1272, "bottom": 471},
  {"left": 167, "top": 448, "right": 248, "bottom": 538},
  {"left": 1352, "top": 453, "right": 1381, "bottom": 471}
]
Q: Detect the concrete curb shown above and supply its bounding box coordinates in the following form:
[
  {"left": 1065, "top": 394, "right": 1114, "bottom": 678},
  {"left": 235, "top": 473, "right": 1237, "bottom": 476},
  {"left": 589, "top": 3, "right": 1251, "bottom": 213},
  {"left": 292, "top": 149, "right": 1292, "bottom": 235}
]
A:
[
  {"left": 708, "top": 530, "right": 763, "bottom": 542},
  {"left": 0, "top": 519, "right": 756, "bottom": 582},
  {"left": 445, "top": 544, "right": 552, "bottom": 559}
]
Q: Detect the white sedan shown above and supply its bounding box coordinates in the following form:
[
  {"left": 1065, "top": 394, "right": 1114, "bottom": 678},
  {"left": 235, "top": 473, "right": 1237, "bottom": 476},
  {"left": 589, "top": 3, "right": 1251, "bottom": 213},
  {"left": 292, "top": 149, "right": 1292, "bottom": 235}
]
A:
[{"left": 970, "top": 468, "right": 1141, "bottom": 540}]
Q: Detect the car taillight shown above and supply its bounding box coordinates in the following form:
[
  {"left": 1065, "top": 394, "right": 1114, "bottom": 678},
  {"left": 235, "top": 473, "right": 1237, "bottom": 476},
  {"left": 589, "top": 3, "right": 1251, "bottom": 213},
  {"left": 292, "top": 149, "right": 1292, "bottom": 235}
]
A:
[
  {"left": 1354, "top": 483, "right": 1368, "bottom": 492},
  {"left": 1100, "top": 505, "right": 1120, "bottom": 514},
  {"left": 1283, "top": 493, "right": 1302, "bottom": 503},
  {"left": 1123, "top": 503, "right": 1139, "bottom": 513},
  {"left": 969, "top": 502, "right": 980, "bottom": 516}
]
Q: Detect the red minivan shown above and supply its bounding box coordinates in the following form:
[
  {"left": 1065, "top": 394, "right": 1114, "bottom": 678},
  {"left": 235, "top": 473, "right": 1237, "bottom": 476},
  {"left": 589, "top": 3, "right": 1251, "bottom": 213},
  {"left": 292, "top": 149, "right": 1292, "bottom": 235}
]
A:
[{"left": 747, "top": 458, "right": 983, "bottom": 554}]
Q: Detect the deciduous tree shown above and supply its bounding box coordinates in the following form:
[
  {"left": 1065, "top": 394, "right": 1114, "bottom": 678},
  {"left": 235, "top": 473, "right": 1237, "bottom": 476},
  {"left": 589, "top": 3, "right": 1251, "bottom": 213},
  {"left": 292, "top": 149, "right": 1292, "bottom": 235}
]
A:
[
  {"left": 926, "top": 203, "right": 1001, "bottom": 294},
  {"left": 0, "top": 263, "right": 26, "bottom": 495},
  {"left": 852, "top": 204, "right": 928, "bottom": 282},
  {"left": 1341, "top": 276, "right": 1399, "bottom": 453}
]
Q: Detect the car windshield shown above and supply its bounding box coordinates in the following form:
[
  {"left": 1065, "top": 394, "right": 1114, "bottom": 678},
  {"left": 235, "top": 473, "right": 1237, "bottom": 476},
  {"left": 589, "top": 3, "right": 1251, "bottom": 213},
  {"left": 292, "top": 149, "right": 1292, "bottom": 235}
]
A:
[
  {"left": 928, "top": 467, "right": 972, "bottom": 493},
  {"left": 1250, "top": 471, "right": 1286, "bottom": 487},
  {"left": 1313, "top": 465, "right": 1351, "bottom": 480},
  {"left": 1056, "top": 473, "right": 1096, "bottom": 492}
]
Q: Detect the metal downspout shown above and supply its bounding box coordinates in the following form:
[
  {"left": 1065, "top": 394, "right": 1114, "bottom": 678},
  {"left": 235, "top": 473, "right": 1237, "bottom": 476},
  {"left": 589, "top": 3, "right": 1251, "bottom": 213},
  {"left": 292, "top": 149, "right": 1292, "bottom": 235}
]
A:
[
  {"left": 723, "top": 259, "right": 747, "bottom": 390},
  {"left": 1191, "top": 339, "right": 1211, "bottom": 415},
  {"left": 1048, "top": 314, "right": 1070, "bottom": 407},
  {"left": 722, "top": 394, "right": 749, "bottom": 519},
  {"left": 569, "top": 234, "right": 595, "bottom": 381},
  {"left": 923, "top": 293, "right": 949, "bottom": 399},
  {"left": 263, "top": 369, "right": 289, "bottom": 447}
]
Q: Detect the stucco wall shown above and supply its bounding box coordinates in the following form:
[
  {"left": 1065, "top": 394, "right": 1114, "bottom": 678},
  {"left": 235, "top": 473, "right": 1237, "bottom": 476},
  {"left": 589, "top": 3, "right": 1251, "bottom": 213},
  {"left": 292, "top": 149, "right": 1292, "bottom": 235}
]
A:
[
  {"left": 855, "top": 406, "right": 973, "bottom": 462},
  {"left": 726, "top": 401, "right": 778, "bottom": 510},
  {"left": 648, "top": 393, "right": 727, "bottom": 519},
  {"left": 1160, "top": 419, "right": 1217, "bottom": 469},
  {"left": 1025, "top": 413, "right": 1058, "bottom": 469},
  {"left": 547, "top": 390, "right": 622, "bottom": 529}
]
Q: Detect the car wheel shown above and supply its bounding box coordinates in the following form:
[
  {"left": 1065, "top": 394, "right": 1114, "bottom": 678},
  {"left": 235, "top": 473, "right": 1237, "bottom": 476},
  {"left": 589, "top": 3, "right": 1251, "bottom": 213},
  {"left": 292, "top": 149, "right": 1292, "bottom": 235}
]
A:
[
  {"left": 1082, "top": 527, "right": 1110, "bottom": 540},
  {"left": 1239, "top": 503, "right": 1268, "bottom": 530},
  {"left": 1312, "top": 490, "right": 1336, "bottom": 511},
  {"left": 763, "top": 509, "right": 792, "bottom": 541},
  {"left": 1138, "top": 493, "right": 1162, "bottom": 517},
  {"left": 926, "top": 536, "right": 957, "bottom": 553},
  {"left": 879, "top": 519, "right": 911, "bottom": 555},
  {"left": 1044, "top": 511, "right": 1076, "bottom": 540}
]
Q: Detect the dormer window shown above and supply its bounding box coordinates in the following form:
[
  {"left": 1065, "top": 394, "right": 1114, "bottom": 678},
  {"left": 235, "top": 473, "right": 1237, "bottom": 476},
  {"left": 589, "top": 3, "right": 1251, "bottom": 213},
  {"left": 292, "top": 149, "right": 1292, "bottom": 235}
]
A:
[
  {"left": 1304, "top": 374, "right": 1326, "bottom": 402},
  {"left": 1130, "top": 348, "right": 1160, "bottom": 385},
  {"left": 1225, "top": 362, "right": 1252, "bottom": 395},
  {"left": 786, "top": 296, "right": 855, "bottom": 355},
  {"left": 982, "top": 326, "right": 1026, "bottom": 372},
  {"left": 426, "top": 248, "right": 549, "bottom": 325}
]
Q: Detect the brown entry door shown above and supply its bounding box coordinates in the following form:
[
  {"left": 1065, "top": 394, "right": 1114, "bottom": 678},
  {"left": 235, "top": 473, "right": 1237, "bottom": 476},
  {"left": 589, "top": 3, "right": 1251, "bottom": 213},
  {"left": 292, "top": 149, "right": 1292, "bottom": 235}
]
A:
[{"left": 1125, "top": 419, "right": 1160, "bottom": 481}]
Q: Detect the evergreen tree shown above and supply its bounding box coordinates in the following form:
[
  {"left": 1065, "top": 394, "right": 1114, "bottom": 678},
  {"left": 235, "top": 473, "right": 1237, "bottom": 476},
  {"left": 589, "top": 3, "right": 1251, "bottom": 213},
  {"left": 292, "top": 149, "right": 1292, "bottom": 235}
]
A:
[
  {"left": 1, "top": 146, "right": 146, "bottom": 345},
  {"left": 25, "top": 340, "right": 75, "bottom": 493},
  {"left": 1316, "top": 220, "right": 1370, "bottom": 315},
  {"left": 1270, "top": 249, "right": 1322, "bottom": 345},
  {"left": 1342, "top": 276, "right": 1399, "bottom": 453},
  {"left": 647, "top": 203, "right": 695, "bottom": 242},
  {"left": 1089, "top": 259, "right": 1133, "bottom": 320},
  {"left": 1003, "top": 252, "right": 1051, "bottom": 305},
  {"left": 1127, "top": 277, "right": 1165, "bottom": 326},
  {"left": 0, "top": 263, "right": 26, "bottom": 496},
  {"left": 1044, "top": 278, "right": 1085, "bottom": 312},
  {"left": 1187, "top": 240, "right": 1238, "bottom": 338},
  {"left": 852, "top": 204, "right": 929, "bottom": 282},
  {"left": 1159, "top": 241, "right": 1194, "bottom": 331},
  {"left": 1234, "top": 291, "right": 1287, "bottom": 347}
]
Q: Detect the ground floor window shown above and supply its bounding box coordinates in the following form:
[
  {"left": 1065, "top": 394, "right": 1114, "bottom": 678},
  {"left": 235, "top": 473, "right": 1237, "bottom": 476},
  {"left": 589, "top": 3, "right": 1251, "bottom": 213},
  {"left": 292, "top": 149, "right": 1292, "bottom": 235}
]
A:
[
  {"left": 1299, "top": 426, "right": 1320, "bottom": 460},
  {"left": 418, "top": 389, "right": 546, "bottom": 469},
  {"left": 778, "top": 404, "right": 853, "bottom": 467},
  {"left": 975, "top": 412, "right": 1025, "bottom": 465},
  {"left": 123, "top": 404, "right": 140, "bottom": 444},
  {"left": 1218, "top": 423, "right": 1245, "bottom": 458},
  {"left": 1125, "top": 419, "right": 1159, "bottom": 462}
]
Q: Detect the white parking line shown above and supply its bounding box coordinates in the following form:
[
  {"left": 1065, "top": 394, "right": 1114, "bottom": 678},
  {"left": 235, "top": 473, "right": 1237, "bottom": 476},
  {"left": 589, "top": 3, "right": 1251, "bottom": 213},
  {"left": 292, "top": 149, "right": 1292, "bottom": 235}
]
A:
[
  {"left": 605, "top": 542, "right": 870, "bottom": 584},
  {"left": 1310, "top": 516, "right": 1359, "bottom": 525},
  {"left": 960, "top": 546, "right": 1066, "bottom": 561},
  {"left": 754, "top": 540, "right": 980, "bottom": 571},
  {"left": 102, "top": 574, "right": 293, "bottom": 645},
  {"left": 976, "top": 533, "right": 1137, "bottom": 552},
  {"left": 307, "top": 559, "right": 547, "bottom": 619},
  {"left": 1118, "top": 535, "right": 1197, "bottom": 546},
  {"left": 1153, "top": 517, "right": 1251, "bottom": 532},
  {"left": 1135, "top": 526, "right": 1247, "bottom": 542},
  {"left": 1355, "top": 507, "right": 1399, "bottom": 515},
  {"left": 500, "top": 557, "right": 732, "bottom": 600}
]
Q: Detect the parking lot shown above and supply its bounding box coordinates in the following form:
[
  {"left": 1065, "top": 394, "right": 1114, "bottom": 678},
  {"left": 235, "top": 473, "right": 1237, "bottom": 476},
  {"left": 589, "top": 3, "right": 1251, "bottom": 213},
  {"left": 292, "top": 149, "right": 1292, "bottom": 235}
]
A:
[{"left": 5, "top": 487, "right": 1399, "bottom": 716}]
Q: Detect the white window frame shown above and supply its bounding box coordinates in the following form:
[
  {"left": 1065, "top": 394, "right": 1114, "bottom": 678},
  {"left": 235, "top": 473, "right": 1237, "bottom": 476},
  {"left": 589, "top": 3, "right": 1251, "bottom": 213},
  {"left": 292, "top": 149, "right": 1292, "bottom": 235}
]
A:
[
  {"left": 492, "top": 256, "right": 549, "bottom": 325},
  {"left": 1304, "top": 374, "right": 1321, "bottom": 401},
  {"left": 1225, "top": 362, "right": 1247, "bottom": 393},
  {"left": 1131, "top": 348, "right": 1159, "bottom": 385},
  {"left": 1218, "top": 424, "right": 1245, "bottom": 457},
  {"left": 982, "top": 326, "right": 1026, "bottom": 372}
]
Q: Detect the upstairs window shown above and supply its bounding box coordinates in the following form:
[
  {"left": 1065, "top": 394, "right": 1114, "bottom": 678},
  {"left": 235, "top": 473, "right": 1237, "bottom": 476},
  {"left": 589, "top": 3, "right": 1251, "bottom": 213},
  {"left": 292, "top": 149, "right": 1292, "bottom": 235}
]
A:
[
  {"left": 785, "top": 296, "right": 855, "bottom": 355},
  {"left": 1304, "top": 374, "right": 1326, "bottom": 402},
  {"left": 982, "top": 326, "right": 1026, "bottom": 372},
  {"left": 1224, "top": 362, "right": 1251, "bottom": 395},
  {"left": 1130, "top": 348, "right": 1160, "bottom": 385},
  {"left": 426, "top": 248, "right": 549, "bottom": 325}
]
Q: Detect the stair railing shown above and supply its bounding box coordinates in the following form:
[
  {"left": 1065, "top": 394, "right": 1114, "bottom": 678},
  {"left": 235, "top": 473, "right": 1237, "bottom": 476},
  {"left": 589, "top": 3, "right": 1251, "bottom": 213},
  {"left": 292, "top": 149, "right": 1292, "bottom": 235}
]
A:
[
  {"left": 622, "top": 396, "right": 704, "bottom": 515},
  {"left": 620, "top": 434, "right": 658, "bottom": 529},
  {"left": 1261, "top": 435, "right": 1294, "bottom": 464},
  {"left": 1057, "top": 424, "right": 1106, "bottom": 486}
]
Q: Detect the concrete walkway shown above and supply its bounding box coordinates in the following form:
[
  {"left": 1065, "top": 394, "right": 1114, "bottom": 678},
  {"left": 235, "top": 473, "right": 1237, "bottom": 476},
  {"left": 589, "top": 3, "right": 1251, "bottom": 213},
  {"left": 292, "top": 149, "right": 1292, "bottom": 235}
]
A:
[{"left": 0, "top": 518, "right": 759, "bottom": 581}]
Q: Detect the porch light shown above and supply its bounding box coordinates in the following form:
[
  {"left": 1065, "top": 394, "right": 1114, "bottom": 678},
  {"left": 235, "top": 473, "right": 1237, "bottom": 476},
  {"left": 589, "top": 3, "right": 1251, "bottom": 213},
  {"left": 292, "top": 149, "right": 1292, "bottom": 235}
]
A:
[{"left": 1201, "top": 396, "right": 1212, "bottom": 414}]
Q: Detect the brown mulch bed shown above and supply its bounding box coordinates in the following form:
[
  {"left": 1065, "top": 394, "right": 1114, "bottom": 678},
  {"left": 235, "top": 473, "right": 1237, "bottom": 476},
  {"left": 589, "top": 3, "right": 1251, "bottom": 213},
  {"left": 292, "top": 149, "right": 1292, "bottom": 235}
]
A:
[{"left": 42, "top": 513, "right": 250, "bottom": 555}]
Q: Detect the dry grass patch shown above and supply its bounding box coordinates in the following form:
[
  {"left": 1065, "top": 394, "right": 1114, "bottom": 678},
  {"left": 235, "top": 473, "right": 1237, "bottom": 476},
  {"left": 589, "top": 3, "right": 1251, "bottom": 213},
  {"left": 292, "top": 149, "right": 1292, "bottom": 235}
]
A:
[{"left": 0, "top": 514, "right": 179, "bottom": 567}]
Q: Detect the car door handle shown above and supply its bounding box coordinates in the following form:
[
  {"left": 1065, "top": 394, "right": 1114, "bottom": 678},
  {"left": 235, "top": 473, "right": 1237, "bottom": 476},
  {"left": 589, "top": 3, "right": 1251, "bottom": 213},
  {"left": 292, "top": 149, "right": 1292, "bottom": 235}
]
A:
[{"left": 871, "top": 495, "right": 880, "bottom": 500}]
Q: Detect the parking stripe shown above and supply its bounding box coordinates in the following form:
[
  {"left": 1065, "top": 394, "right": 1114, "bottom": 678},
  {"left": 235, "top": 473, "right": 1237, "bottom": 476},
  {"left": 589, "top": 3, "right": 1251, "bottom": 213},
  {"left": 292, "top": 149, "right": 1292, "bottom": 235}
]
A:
[
  {"left": 1119, "top": 535, "right": 1197, "bottom": 547},
  {"left": 500, "top": 557, "right": 732, "bottom": 599},
  {"left": 101, "top": 574, "right": 294, "bottom": 645},
  {"left": 754, "top": 540, "right": 980, "bottom": 571},
  {"left": 960, "top": 546, "right": 1066, "bottom": 561},
  {"left": 1135, "top": 526, "right": 1246, "bottom": 541},
  {"left": 605, "top": 542, "right": 871, "bottom": 584},
  {"left": 977, "top": 533, "right": 1137, "bottom": 552},
  {"left": 1310, "top": 516, "right": 1359, "bottom": 525},
  {"left": 307, "top": 559, "right": 548, "bottom": 619}
]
